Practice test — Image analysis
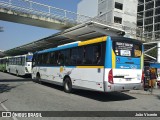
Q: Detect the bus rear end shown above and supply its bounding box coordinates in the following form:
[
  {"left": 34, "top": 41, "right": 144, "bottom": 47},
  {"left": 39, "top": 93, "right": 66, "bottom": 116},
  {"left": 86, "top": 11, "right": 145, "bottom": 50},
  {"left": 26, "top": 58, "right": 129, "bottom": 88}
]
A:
[
  {"left": 25, "top": 55, "right": 33, "bottom": 74},
  {"left": 104, "top": 37, "right": 144, "bottom": 92}
]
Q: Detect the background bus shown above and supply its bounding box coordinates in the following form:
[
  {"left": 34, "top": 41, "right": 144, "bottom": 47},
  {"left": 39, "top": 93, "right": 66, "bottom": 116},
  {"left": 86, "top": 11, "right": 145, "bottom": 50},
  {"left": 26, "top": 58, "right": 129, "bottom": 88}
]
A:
[
  {"left": 7, "top": 54, "right": 33, "bottom": 76},
  {"left": 32, "top": 36, "right": 144, "bottom": 93},
  {"left": 0, "top": 57, "right": 8, "bottom": 72}
]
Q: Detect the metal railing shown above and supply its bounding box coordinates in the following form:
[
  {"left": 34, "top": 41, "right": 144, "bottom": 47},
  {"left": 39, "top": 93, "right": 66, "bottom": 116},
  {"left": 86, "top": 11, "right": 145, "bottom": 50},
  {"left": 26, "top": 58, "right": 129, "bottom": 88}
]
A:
[
  {"left": 0, "top": 0, "right": 94, "bottom": 25},
  {"left": 0, "top": 0, "right": 125, "bottom": 28}
]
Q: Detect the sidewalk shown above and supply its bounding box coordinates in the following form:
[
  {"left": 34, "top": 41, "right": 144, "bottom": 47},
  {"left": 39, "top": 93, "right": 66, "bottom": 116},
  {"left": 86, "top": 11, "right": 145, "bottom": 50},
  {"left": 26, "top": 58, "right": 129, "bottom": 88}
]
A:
[{"left": 128, "top": 88, "right": 160, "bottom": 95}]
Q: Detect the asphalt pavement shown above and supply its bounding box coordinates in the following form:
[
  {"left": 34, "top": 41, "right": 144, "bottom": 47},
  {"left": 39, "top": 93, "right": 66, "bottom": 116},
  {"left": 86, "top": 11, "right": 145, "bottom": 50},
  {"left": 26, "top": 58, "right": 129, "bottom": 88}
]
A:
[
  {"left": 129, "top": 88, "right": 160, "bottom": 95},
  {"left": 0, "top": 72, "right": 160, "bottom": 120}
]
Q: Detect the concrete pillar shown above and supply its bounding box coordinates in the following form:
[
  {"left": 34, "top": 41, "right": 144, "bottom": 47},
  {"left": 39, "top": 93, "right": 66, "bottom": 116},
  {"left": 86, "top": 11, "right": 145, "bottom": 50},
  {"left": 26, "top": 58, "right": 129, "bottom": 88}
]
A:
[{"left": 157, "top": 42, "right": 160, "bottom": 63}]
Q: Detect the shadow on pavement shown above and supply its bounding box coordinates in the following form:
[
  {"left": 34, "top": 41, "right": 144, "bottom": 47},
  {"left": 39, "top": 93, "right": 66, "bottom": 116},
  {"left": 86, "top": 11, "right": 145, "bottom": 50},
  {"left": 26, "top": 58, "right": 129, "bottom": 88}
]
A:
[
  {"left": 72, "top": 90, "right": 136, "bottom": 102},
  {"left": 42, "top": 82, "right": 64, "bottom": 91},
  {"left": 0, "top": 79, "right": 32, "bottom": 82},
  {"left": 156, "top": 95, "right": 160, "bottom": 100},
  {"left": 0, "top": 74, "right": 32, "bottom": 82},
  {"left": 0, "top": 75, "right": 32, "bottom": 93},
  {"left": 6, "top": 73, "right": 32, "bottom": 78},
  {"left": 0, "top": 84, "right": 17, "bottom": 93},
  {"left": 41, "top": 82, "right": 136, "bottom": 102}
]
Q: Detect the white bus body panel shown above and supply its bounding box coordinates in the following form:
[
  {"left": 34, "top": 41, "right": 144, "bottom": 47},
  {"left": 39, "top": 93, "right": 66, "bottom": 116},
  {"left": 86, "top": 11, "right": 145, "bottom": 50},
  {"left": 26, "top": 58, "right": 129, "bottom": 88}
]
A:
[
  {"left": 32, "top": 66, "right": 104, "bottom": 91},
  {"left": 7, "top": 62, "right": 32, "bottom": 76},
  {"left": 32, "top": 66, "right": 143, "bottom": 92}
]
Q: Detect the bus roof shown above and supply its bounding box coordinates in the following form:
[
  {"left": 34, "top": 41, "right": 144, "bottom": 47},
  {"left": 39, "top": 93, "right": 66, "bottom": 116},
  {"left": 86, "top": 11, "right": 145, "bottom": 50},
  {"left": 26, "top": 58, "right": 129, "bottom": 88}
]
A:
[{"left": 111, "top": 36, "right": 143, "bottom": 45}]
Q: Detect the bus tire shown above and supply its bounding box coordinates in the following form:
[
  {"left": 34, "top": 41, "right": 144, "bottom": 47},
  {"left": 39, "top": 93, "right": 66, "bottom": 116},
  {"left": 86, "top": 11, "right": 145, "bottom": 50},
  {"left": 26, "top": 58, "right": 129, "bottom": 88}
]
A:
[
  {"left": 36, "top": 73, "right": 41, "bottom": 84},
  {"left": 64, "top": 77, "right": 72, "bottom": 93}
]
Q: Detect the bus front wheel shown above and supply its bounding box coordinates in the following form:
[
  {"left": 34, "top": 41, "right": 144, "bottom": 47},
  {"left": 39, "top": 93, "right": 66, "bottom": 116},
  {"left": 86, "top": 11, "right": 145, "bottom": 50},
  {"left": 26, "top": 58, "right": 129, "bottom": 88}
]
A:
[{"left": 64, "top": 77, "right": 72, "bottom": 93}]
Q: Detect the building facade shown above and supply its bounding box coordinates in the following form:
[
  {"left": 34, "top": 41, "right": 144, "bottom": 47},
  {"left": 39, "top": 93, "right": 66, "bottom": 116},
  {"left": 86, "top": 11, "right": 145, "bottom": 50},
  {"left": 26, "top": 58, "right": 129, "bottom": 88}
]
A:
[
  {"left": 137, "top": 0, "right": 160, "bottom": 40},
  {"left": 77, "top": 0, "right": 138, "bottom": 38},
  {"left": 98, "top": 0, "right": 137, "bottom": 28}
]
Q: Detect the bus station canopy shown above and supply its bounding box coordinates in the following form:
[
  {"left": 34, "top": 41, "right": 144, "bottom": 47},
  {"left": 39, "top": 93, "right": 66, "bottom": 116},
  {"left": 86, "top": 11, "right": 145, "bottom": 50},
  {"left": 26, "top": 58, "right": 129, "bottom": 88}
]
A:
[{"left": 2, "top": 21, "right": 125, "bottom": 56}]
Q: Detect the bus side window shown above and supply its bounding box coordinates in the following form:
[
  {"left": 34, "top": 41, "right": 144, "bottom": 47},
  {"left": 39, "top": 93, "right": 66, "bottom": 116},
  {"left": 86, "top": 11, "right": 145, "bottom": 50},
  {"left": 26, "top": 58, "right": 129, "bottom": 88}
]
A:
[
  {"left": 22, "top": 57, "right": 25, "bottom": 66},
  {"left": 84, "top": 43, "right": 102, "bottom": 65},
  {"left": 50, "top": 52, "right": 55, "bottom": 65},
  {"left": 93, "top": 44, "right": 101, "bottom": 65},
  {"left": 46, "top": 53, "right": 50, "bottom": 65},
  {"left": 41, "top": 53, "right": 49, "bottom": 65},
  {"left": 57, "top": 51, "right": 65, "bottom": 65},
  {"left": 41, "top": 54, "right": 45, "bottom": 65},
  {"left": 85, "top": 46, "right": 94, "bottom": 64},
  {"left": 70, "top": 48, "right": 78, "bottom": 65},
  {"left": 77, "top": 47, "right": 83, "bottom": 65},
  {"left": 37, "top": 54, "right": 40, "bottom": 65},
  {"left": 63, "top": 49, "right": 70, "bottom": 65},
  {"left": 70, "top": 47, "right": 83, "bottom": 65}
]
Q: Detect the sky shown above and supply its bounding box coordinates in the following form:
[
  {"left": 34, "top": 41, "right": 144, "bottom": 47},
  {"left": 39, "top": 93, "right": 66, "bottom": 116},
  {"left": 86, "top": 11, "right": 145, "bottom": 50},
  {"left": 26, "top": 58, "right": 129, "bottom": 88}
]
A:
[{"left": 0, "top": 0, "right": 81, "bottom": 50}]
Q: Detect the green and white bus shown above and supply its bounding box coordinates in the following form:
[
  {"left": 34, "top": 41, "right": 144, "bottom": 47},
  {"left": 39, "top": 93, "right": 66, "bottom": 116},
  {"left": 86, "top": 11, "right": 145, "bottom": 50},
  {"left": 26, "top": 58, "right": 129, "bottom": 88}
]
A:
[
  {"left": 32, "top": 36, "right": 144, "bottom": 93},
  {"left": 0, "top": 57, "right": 8, "bottom": 72}
]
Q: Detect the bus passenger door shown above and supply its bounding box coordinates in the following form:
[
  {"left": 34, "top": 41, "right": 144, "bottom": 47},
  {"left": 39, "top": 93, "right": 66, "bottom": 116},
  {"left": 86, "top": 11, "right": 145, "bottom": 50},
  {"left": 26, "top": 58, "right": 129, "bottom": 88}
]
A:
[{"left": 32, "top": 54, "right": 38, "bottom": 79}]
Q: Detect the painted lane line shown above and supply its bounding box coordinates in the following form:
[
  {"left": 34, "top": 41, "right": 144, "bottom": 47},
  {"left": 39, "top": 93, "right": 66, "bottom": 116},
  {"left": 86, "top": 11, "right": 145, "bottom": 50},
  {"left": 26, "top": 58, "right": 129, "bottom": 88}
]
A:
[{"left": 0, "top": 102, "right": 18, "bottom": 120}]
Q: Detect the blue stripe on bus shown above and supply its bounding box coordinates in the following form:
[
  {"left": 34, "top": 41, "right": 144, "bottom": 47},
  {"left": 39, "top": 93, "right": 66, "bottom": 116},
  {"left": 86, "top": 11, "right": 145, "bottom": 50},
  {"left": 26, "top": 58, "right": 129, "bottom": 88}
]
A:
[
  {"left": 105, "top": 36, "right": 112, "bottom": 68},
  {"left": 116, "top": 64, "right": 141, "bottom": 69},
  {"left": 115, "top": 56, "right": 141, "bottom": 65},
  {"left": 38, "top": 43, "right": 79, "bottom": 54}
]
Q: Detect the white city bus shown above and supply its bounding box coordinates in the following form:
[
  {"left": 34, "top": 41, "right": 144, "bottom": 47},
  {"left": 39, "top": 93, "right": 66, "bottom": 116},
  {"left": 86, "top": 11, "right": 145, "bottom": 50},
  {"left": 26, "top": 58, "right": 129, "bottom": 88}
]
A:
[
  {"left": 7, "top": 54, "right": 33, "bottom": 76},
  {"left": 32, "top": 36, "right": 144, "bottom": 93}
]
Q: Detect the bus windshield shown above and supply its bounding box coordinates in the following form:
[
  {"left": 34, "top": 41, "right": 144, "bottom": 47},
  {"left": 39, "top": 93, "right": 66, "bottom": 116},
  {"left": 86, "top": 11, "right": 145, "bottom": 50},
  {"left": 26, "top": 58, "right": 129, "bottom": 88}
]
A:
[
  {"left": 26, "top": 55, "right": 33, "bottom": 62},
  {"left": 113, "top": 41, "right": 142, "bottom": 57}
]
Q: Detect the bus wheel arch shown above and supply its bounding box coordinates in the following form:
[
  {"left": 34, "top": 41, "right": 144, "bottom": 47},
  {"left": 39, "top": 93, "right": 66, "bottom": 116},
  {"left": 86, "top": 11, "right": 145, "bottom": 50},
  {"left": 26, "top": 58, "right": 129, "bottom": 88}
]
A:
[{"left": 63, "top": 76, "right": 72, "bottom": 93}]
